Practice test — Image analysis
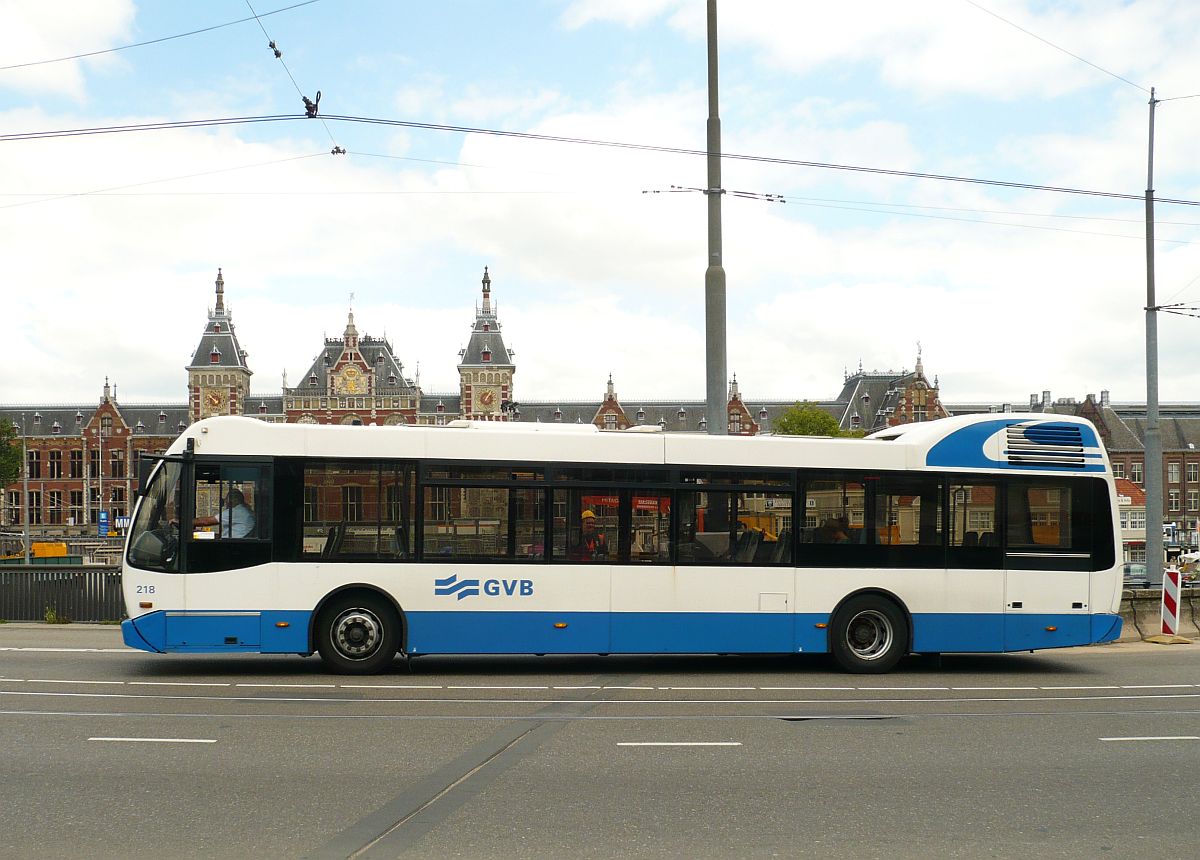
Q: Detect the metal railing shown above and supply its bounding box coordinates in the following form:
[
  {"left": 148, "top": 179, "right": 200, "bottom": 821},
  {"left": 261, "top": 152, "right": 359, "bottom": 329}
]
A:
[{"left": 0, "top": 566, "right": 124, "bottom": 623}]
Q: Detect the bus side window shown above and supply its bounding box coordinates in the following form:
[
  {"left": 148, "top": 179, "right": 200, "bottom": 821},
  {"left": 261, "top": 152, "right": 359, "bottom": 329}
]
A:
[
  {"left": 949, "top": 483, "right": 998, "bottom": 548},
  {"left": 191, "top": 463, "right": 270, "bottom": 542},
  {"left": 801, "top": 478, "right": 864, "bottom": 545}
]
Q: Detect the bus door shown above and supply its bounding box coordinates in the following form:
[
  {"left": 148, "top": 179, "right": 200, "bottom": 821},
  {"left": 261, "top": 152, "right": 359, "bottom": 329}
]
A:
[
  {"left": 1002, "top": 478, "right": 1093, "bottom": 650},
  {"left": 170, "top": 459, "right": 274, "bottom": 650}
]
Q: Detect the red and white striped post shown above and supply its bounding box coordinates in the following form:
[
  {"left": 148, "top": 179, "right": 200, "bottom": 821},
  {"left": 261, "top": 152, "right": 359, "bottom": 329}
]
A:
[{"left": 1161, "top": 568, "right": 1181, "bottom": 636}]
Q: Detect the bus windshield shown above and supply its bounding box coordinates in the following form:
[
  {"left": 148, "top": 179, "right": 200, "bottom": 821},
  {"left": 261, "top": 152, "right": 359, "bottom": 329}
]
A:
[{"left": 127, "top": 460, "right": 182, "bottom": 573}]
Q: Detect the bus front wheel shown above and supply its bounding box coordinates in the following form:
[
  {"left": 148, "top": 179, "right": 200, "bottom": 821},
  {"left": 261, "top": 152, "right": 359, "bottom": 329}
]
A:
[
  {"left": 316, "top": 594, "right": 400, "bottom": 675},
  {"left": 830, "top": 595, "right": 907, "bottom": 674}
]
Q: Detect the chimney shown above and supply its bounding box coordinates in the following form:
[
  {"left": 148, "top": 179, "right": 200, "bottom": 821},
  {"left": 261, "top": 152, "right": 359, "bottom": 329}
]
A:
[{"left": 1101, "top": 390, "right": 1110, "bottom": 407}]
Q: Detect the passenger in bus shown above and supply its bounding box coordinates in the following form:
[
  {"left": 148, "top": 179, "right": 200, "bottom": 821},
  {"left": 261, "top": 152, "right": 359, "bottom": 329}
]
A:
[
  {"left": 194, "top": 487, "right": 256, "bottom": 539},
  {"left": 570, "top": 510, "right": 608, "bottom": 561},
  {"left": 815, "top": 518, "right": 850, "bottom": 544}
]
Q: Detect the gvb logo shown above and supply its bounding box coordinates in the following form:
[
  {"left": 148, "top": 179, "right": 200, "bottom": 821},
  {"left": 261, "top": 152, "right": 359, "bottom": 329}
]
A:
[
  {"left": 434, "top": 574, "right": 534, "bottom": 600},
  {"left": 434, "top": 574, "right": 480, "bottom": 600}
]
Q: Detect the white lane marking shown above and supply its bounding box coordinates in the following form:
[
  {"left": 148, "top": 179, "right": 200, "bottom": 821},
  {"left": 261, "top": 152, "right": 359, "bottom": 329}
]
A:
[
  {"left": 1120, "top": 685, "right": 1195, "bottom": 690},
  {"left": 0, "top": 648, "right": 131, "bottom": 653},
  {"left": 660, "top": 686, "right": 757, "bottom": 691},
  {"left": 9, "top": 689, "right": 1200, "bottom": 706},
  {"left": 445, "top": 685, "right": 549, "bottom": 690},
  {"left": 234, "top": 684, "right": 336, "bottom": 689},
  {"left": 952, "top": 687, "right": 1040, "bottom": 691},
  {"left": 0, "top": 678, "right": 25, "bottom": 683},
  {"left": 861, "top": 687, "right": 949, "bottom": 691},
  {"left": 604, "top": 686, "right": 655, "bottom": 690},
  {"left": 340, "top": 685, "right": 443, "bottom": 689},
  {"left": 1040, "top": 685, "right": 1121, "bottom": 690},
  {"left": 128, "top": 682, "right": 231, "bottom": 687},
  {"left": 1100, "top": 736, "right": 1200, "bottom": 742},
  {"left": 761, "top": 687, "right": 856, "bottom": 691},
  {"left": 553, "top": 686, "right": 602, "bottom": 690},
  {"left": 28, "top": 679, "right": 124, "bottom": 685},
  {"left": 619, "top": 742, "right": 742, "bottom": 747},
  {"left": 89, "top": 737, "right": 216, "bottom": 744}
]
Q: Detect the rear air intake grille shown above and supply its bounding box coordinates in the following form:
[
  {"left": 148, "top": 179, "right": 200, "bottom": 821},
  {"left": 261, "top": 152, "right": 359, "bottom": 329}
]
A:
[{"left": 1005, "top": 425, "right": 1085, "bottom": 467}]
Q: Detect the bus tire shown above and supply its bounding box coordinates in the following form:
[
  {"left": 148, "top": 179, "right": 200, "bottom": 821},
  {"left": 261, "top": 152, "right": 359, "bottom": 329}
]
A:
[
  {"left": 316, "top": 594, "right": 400, "bottom": 675},
  {"left": 830, "top": 594, "right": 907, "bottom": 674}
]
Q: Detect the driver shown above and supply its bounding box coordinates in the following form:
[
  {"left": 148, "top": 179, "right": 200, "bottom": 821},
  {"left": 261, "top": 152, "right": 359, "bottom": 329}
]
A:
[{"left": 194, "top": 487, "right": 256, "bottom": 539}]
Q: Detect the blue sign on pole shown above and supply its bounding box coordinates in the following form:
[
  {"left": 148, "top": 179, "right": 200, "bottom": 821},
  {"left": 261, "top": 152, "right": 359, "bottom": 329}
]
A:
[{"left": 98, "top": 511, "right": 109, "bottom": 537}]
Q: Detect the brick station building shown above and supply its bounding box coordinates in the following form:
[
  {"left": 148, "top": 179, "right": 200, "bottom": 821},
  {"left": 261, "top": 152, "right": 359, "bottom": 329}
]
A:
[{"left": 2, "top": 266, "right": 960, "bottom": 539}]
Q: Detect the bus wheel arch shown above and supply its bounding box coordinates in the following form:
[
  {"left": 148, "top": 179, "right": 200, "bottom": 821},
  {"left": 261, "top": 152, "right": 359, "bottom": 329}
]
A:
[
  {"left": 828, "top": 589, "right": 911, "bottom": 674},
  {"left": 312, "top": 586, "right": 405, "bottom": 674}
]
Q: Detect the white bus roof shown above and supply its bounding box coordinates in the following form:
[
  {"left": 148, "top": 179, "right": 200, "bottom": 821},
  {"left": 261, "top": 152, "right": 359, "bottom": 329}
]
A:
[{"left": 172, "top": 413, "right": 1109, "bottom": 476}]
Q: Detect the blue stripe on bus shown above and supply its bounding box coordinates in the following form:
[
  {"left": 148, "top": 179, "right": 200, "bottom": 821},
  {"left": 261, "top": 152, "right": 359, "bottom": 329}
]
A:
[
  {"left": 926, "top": 419, "right": 1106, "bottom": 472},
  {"left": 123, "top": 609, "right": 1122, "bottom": 657},
  {"left": 123, "top": 610, "right": 310, "bottom": 654}
]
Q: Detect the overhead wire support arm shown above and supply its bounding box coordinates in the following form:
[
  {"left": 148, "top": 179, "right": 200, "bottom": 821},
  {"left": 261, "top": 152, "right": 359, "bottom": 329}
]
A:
[
  {"left": 243, "top": 0, "right": 337, "bottom": 143},
  {"left": 642, "top": 184, "right": 783, "bottom": 203}
]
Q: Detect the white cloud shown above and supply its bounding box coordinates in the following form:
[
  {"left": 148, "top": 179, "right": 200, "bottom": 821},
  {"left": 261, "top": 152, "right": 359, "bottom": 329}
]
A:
[
  {"left": 4, "top": 0, "right": 1200, "bottom": 417},
  {"left": 0, "top": 0, "right": 135, "bottom": 99}
]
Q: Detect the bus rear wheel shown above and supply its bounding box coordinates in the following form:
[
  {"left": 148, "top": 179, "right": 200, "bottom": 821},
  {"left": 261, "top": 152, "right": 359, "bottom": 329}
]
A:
[
  {"left": 316, "top": 594, "right": 400, "bottom": 675},
  {"left": 830, "top": 595, "right": 907, "bottom": 674}
]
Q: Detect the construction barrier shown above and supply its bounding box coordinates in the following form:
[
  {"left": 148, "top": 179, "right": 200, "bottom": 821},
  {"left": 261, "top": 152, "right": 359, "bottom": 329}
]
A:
[
  {"left": 1121, "top": 586, "right": 1200, "bottom": 641},
  {"left": 1161, "top": 569, "right": 1181, "bottom": 635}
]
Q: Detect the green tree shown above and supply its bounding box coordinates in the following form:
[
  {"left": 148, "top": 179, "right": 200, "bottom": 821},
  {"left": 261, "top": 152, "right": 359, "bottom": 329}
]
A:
[
  {"left": 773, "top": 402, "right": 863, "bottom": 437},
  {"left": 0, "top": 418, "right": 20, "bottom": 488}
]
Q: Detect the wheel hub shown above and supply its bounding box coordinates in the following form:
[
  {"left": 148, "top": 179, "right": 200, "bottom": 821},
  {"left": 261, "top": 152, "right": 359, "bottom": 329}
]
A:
[
  {"left": 333, "top": 609, "right": 381, "bottom": 659},
  {"left": 846, "top": 610, "right": 893, "bottom": 660}
]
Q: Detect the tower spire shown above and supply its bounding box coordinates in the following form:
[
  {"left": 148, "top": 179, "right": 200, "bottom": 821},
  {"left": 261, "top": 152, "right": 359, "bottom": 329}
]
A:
[{"left": 215, "top": 268, "right": 225, "bottom": 316}]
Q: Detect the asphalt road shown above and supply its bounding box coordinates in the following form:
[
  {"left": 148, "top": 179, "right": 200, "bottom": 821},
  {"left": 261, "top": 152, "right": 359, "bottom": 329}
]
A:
[{"left": 1, "top": 624, "right": 1198, "bottom": 859}]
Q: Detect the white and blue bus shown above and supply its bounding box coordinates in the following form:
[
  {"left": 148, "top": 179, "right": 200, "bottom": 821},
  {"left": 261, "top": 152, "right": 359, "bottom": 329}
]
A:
[{"left": 122, "top": 413, "right": 1122, "bottom": 674}]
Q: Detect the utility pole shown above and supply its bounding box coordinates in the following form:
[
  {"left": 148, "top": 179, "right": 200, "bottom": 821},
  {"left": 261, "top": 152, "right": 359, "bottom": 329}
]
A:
[
  {"left": 21, "top": 413, "right": 29, "bottom": 565},
  {"left": 704, "top": 0, "right": 728, "bottom": 435},
  {"left": 1144, "top": 87, "right": 1163, "bottom": 585}
]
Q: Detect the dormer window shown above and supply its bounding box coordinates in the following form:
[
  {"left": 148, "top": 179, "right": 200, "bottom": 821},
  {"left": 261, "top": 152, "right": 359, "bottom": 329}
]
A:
[
  {"left": 309, "top": 375, "right": 318, "bottom": 387},
  {"left": 213, "top": 323, "right": 221, "bottom": 333},
  {"left": 75, "top": 412, "right": 83, "bottom": 426},
  {"left": 436, "top": 402, "right": 445, "bottom": 413},
  {"left": 636, "top": 407, "right": 645, "bottom": 424},
  {"left": 259, "top": 402, "right": 268, "bottom": 414},
  {"left": 554, "top": 408, "right": 563, "bottom": 422},
  {"left": 51, "top": 421, "right": 61, "bottom": 435},
  {"left": 759, "top": 407, "right": 768, "bottom": 420},
  {"left": 210, "top": 346, "right": 221, "bottom": 364},
  {"left": 388, "top": 374, "right": 396, "bottom": 385},
  {"left": 158, "top": 411, "right": 167, "bottom": 423},
  {"left": 481, "top": 349, "right": 491, "bottom": 362},
  {"left": 482, "top": 323, "right": 490, "bottom": 332},
  {"left": 33, "top": 412, "right": 41, "bottom": 425},
  {"left": 178, "top": 421, "right": 186, "bottom": 431},
  {"left": 677, "top": 407, "right": 686, "bottom": 424},
  {"left": 134, "top": 421, "right": 146, "bottom": 434}
]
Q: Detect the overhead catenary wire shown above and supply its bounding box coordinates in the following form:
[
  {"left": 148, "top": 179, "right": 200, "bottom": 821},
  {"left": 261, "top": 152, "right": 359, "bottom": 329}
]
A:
[
  {"left": 4, "top": 112, "right": 1200, "bottom": 209},
  {"left": 961, "top": 0, "right": 1149, "bottom": 94},
  {"left": 0, "top": 152, "right": 327, "bottom": 211},
  {"left": 320, "top": 113, "right": 1200, "bottom": 208},
  {"left": 0, "top": 0, "right": 325, "bottom": 72}
]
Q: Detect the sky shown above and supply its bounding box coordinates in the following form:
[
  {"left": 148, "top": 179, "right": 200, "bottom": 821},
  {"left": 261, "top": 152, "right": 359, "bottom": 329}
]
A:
[{"left": 4, "top": 0, "right": 1200, "bottom": 410}]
